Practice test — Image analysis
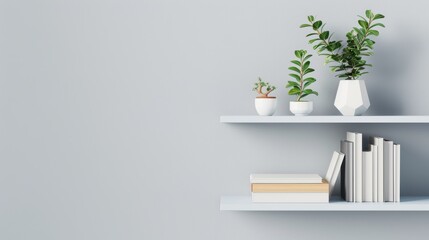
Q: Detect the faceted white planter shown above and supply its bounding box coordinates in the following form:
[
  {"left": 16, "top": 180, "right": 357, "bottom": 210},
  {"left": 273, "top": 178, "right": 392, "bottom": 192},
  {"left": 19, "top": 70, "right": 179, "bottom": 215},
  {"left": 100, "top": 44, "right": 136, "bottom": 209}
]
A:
[
  {"left": 289, "top": 101, "right": 313, "bottom": 116},
  {"left": 255, "top": 97, "right": 277, "bottom": 116},
  {"left": 334, "top": 80, "right": 370, "bottom": 116}
]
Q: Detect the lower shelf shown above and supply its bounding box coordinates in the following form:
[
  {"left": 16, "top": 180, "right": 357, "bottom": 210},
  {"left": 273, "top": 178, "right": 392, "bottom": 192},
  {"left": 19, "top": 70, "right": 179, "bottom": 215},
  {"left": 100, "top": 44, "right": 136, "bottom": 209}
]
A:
[{"left": 220, "top": 196, "right": 429, "bottom": 211}]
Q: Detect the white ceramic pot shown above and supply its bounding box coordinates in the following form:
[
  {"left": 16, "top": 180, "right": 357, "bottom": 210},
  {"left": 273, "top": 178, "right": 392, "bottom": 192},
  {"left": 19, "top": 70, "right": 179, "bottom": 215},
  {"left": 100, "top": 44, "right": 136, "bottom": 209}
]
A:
[
  {"left": 289, "top": 101, "right": 313, "bottom": 116},
  {"left": 255, "top": 97, "right": 277, "bottom": 116},
  {"left": 334, "top": 80, "right": 370, "bottom": 116}
]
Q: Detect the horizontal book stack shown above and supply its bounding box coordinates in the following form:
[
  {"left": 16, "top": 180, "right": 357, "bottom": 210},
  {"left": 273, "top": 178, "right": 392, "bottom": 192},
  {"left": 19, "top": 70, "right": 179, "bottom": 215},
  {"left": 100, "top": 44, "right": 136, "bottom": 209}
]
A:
[
  {"left": 341, "top": 132, "right": 400, "bottom": 203},
  {"left": 250, "top": 174, "right": 329, "bottom": 203}
]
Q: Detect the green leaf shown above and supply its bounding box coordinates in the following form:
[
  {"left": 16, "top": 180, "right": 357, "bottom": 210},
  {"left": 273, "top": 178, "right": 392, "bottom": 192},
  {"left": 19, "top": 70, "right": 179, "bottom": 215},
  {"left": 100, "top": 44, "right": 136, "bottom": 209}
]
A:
[
  {"left": 300, "top": 24, "right": 311, "bottom": 28},
  {"left": 358, "top": 20, "right": 369, "bottom": 29},
  {"left": 304, "top": 68, "right": 315, "bottom": 75},
  {"left": 365, "top": 10, "right": 373, "bottom": 19},
  {"left": 364, "top": 39, "right": 375, "bottom": 46},
  {"left": 312, "top": 20, "right": 322, "bottom": 30},
  {"left": 308, "top": 15, "right": 315, "bottom": 22},
  {"left": 373, "top": 14, "right": 385, "bottom": 20},
  {"left": 294, "top": 50, "right": 302, "bottom": 58},
  {"left": 302, "top": 61, "right": 310, "bottom": 71},
  {"left": 289, "top": 74, "right": 301, "bottom": 81},
  {"left": 286, "top": 81, "right": 299, "bottom": 87},
  {"left": 291, "top": 60, "right": 301, "bottom": 66},
  {"left": 288, "top": 88, "right": 301, "bottom": 95},
  {"left": 309, "top": 38, "right": 320, "bottom": 44},
  {"left": 304, "top": 77, "right": 316, "bottom": 83},
  {"left": 304, "top": 81, "right": 313, "bottom": 88},
  {"left": 303, "top": 54, "right": 313, "bottom": 61},
  {"left": 320, "top": 31, "right": 329, "bottom": 40},
  {"left": 368, "top": 30, "right": 379, "bottom": 36},
  {"left": 353, "top": 27, "right": 363, "bottom": 36},
  {"left": 306, "top": 33, "right": 318, "bottom": 37},
  {"left": 288, "top": 66, "right": 301, "bottom": 73},
  {"left": 370, "top": 23, "right": 385, "bottom": 28},
  {"left": 298, "top": 94, "right": 307, "bottom": 100}
]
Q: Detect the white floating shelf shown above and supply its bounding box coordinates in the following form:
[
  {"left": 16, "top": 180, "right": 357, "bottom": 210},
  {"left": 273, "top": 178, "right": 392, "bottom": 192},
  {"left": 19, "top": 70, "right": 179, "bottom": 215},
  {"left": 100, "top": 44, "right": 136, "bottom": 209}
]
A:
[
  {"left": 220, "top": 115, "right": 429, "bottom": 123},
  {"left": 220, "top": 196, "right": 429, "bottom": 211}
]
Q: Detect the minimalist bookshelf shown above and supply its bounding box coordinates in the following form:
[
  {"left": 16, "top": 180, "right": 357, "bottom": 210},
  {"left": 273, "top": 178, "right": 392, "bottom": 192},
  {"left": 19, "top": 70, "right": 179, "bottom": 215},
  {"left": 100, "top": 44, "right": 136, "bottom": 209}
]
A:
[
  {"left": 220, "top": 115, "right": 429, "bottom": 211},
  {"left": 220, "top": 115, "right": 429, "bottom": 123},
  {"left": 220, "top": 196, "right": 429, "bottom": 211}
]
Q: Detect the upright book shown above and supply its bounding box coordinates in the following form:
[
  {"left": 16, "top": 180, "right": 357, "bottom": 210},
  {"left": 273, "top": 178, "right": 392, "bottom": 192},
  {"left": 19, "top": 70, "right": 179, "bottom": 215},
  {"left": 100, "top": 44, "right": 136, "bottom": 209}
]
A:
[
  {"left": 370, "top": 144, "right": 378, "bottom": 202},
  {"left": 347, "top": 132, "right": 362, "bottom": 202},
  {"left": 362, "top": 149, "right": 373, "bottom": 202},
  {"left": 394, "top": 144, "right": 401, "bottom": 202},
  {"left": 340, "top": 140, "right": 354, "bottom": 202},
  {"left": 384, "top": 139, "right": 394, "bottom": 202},
  {"left": 371, "top": 136, "right": 384, "bottom": 202}
]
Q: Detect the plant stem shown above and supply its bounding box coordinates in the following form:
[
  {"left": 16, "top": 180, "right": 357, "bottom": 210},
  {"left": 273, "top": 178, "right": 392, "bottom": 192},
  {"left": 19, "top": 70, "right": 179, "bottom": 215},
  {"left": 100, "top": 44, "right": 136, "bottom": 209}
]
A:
[{"left": 298, "top": 55, "right": 304, "bottom": 101}]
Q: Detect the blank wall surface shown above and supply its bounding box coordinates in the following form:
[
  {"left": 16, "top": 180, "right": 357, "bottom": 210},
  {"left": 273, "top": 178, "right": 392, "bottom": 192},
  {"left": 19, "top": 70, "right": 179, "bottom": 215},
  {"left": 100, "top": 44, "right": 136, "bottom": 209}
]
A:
[{"left": 0, "top": 0, "right": 429, "bottom": 239}]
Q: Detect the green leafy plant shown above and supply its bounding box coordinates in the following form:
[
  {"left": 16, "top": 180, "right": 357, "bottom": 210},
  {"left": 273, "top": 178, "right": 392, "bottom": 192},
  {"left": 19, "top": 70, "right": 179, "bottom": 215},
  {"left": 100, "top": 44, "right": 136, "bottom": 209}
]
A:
[
  {"left": 286, "top": 50, "right": 318, "bottom": 101},
  {"left": 300, "top": 10, "right": 385, "bottom": 80},
  {"left": 253, "top": 77, "right": 276, "bottom": 98}
]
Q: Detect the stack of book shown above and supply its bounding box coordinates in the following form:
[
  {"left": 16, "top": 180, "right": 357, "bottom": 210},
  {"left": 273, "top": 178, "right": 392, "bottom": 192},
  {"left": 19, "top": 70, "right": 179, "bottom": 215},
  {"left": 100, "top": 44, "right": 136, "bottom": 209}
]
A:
[
  {"left": 250, "top": 174, "right": 329, "bottom": 203},
  {"left": 341, "top": 131, "right": 401, "bottom": 202}
]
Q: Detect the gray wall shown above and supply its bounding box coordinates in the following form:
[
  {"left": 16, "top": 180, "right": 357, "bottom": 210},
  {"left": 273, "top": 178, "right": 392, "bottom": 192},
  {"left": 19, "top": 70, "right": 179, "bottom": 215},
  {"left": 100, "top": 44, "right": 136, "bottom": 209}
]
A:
[{"left": 1, "top": 0, "right": 429, "bottom": 239}]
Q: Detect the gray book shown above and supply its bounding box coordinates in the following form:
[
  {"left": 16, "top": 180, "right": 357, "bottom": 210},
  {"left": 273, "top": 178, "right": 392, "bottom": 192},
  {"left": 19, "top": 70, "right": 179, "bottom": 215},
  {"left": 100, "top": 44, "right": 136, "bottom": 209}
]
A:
[
  {"left": 384, "top": 139, "right": 394, "bottom": 202},
  {"left": 341, "top": 140, "right": 354, "bottom": 202}
]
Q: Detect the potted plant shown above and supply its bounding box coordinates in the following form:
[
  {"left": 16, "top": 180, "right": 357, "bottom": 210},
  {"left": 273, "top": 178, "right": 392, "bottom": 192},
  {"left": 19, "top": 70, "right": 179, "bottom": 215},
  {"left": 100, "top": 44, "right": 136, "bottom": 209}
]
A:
[
  {"left": 286, "top": 50, "right": 318, "bottom": 116},
  {"left": 253, "top": 78, "right": 277, "bottom": 116},
  {"left": 300, "top": 10, "right": 385, "bottom": 116}
]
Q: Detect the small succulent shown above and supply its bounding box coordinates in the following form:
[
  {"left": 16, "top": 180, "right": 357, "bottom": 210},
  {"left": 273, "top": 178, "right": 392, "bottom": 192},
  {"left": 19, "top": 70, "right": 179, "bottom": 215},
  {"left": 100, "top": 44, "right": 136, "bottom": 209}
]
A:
[
  {"left": 286, "top": 50, "right": 318, "bottom": 101},
  {"left": 253, "top": 77, "right": 276, "bottom": 98}
]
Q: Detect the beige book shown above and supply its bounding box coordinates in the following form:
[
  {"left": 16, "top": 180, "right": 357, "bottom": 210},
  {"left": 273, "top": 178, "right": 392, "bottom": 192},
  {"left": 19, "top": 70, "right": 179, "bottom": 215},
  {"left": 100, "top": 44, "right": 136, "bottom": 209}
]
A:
[{"left": 251, "top": 179, "right": 329, "bottom": 193}]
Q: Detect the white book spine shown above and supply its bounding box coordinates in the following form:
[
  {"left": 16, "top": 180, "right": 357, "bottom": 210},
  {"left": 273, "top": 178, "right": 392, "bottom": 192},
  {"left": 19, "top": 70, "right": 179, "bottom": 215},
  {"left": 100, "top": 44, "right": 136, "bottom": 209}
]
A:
[
  {"left": 355, "top": 133, "right": 363, "bottom": 203},
  {"left": 252, "top": 192, "right": 329, "bottom": 203},
  {"left": 394, "top": 144, "right": 401, "bottom": 202},
  {"left": 326, "top": 151, "right": 340, "bottom": 184},
  {"left": 376, "top": 137, "right": 384, "bottom": 202},
  {"left": 362, "top": 150, "right": 373, "bottom": 202},
  {"left": 371, "top": 145, "right": 378, "bottom": 202},
  {"left": 346, "top": 132, "right": 356, "bottom": 202},
  {"left": 330, "top": 152, "right": 345, "bottom": 195},
  {"left": 383, "top": 140, "right": 394, "bottom": 202}
]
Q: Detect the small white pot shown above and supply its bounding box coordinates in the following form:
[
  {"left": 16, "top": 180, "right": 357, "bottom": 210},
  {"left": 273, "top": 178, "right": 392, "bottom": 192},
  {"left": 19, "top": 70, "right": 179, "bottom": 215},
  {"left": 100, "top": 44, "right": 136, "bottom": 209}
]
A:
[
  {"left": 290, "top": 101, "right": 313, "bottom": 116},
  {"left": 255, "top": 97, "right": 277, "bottom": 116},
  {"left": 334, "top": 80, "right": 370, "bottom": 116}
]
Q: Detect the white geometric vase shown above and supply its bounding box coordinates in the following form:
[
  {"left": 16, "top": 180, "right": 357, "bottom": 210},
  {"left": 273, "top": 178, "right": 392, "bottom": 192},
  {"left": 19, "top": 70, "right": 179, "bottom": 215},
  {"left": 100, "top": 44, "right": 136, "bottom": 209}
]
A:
[{"left": 334, "top": 80, "right": 370, "bottom": 116}]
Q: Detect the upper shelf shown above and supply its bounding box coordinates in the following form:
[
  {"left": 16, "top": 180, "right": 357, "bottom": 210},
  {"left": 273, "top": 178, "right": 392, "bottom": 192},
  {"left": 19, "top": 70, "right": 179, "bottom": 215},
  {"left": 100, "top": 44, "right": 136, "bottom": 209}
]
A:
[{"left": 220, "top": 115, "right": 429, "bottom": 123}]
